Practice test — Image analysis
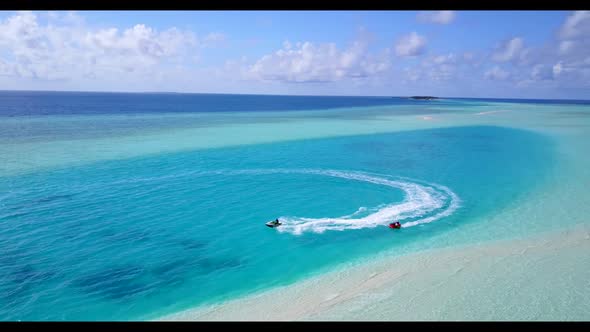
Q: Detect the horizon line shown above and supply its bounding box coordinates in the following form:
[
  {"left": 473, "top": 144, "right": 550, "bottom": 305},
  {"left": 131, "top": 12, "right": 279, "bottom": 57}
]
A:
[{"left": 1, "top": 88, "right": 589, "bottom": 102}]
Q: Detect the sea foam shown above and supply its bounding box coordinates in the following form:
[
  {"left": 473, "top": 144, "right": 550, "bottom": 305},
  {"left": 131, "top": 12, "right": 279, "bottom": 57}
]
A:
[{"left": 210, "top": 169, "right": 461, "bottom": 235}]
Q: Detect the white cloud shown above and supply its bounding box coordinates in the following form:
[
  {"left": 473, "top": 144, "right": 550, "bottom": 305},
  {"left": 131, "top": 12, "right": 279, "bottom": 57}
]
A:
[
  {"left": 553, "top": 62, "right": 563, "bottom": 76},
  {"left": 419, "top": 52, "right": 484, "bottom": 82},
  {"left": 403, "top": 67, "right": 422, "bottom": 82},
  {"left": 1, "top": 11, "right": 588, "bottom": 98},
  {"left": 560, "top": 11, "right": 590, "bottom": 39},
  {"left": 423, "top": 53, "right": 457, "bottom": 66},
  {"left": 555, "top": 11, "right": 590, "bottom": 59},
  {"left": 246, "top": 38, "right": 390, "bottom": 83},
  {"left": 559, "top": 40, "right": 576, "bottom": 55},
  {"left": 417, "top": 11, "right": 456, "bottom": 25},
  {"left": 531, "top": 64, "right": 554, "bottom": 81},
  {"left": 420, "top": 53, "right": 457, "bottom": 81},
  {"left": 83, "top": 24, "right": 194, "bottom": 59},
  {"left": 395, "top": 32, "right": 426, "bottom": 57},
  {"left": 0, "top": 58, "right": 15, "bottom": 76},
  {"left": 497, "top": 12, "right": 590, "bottom": 91},
  {"left": 492, "top": 37, "right": 526, "bottom": 62},
  {"left": 478, "top": 12, "right": 590, "bottom": 90},
  {"left": 429, "top": 64, "right": 455, "bottom": 81},
  {"left": 538, "top": 11, "right": 590, "bottom": 87},
  {"left": 0, "top": 11, "right": 209, "bottom": 81},
  {"left": 484, "top": 66, "right": 510, "bottom": 80}
]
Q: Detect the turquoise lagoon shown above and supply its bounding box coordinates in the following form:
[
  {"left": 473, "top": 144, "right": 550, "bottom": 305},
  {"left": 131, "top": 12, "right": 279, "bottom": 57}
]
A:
[{"left": 0, "top": 92, "right": 588, "bottom": 320}]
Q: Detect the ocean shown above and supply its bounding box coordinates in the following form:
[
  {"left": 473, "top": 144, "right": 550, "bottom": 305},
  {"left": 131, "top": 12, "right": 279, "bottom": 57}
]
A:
[{"left": 0, "top": 91, "right": 588, "bottom": 320}]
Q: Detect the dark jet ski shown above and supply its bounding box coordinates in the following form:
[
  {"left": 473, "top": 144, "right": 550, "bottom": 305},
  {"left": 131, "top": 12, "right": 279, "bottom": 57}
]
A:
[{"left": 266, "top": 219, "right": 282, "bottom": 228}]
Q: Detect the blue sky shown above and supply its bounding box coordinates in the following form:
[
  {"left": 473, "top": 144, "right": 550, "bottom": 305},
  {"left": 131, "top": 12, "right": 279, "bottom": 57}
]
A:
[{"left": 0, "top": 10, "right": 588, "bottom": 99}]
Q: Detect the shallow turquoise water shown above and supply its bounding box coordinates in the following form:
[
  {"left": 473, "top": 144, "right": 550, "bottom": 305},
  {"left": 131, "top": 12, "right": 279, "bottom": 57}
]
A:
[{"left": 0, "top": 122, "right": 556, "bottom": 320}]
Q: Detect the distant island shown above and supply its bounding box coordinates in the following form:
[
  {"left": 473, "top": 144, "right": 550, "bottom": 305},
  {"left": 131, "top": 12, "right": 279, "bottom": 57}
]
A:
[{"left": 408, "top": 96, "right": 439, "bottom": 100}]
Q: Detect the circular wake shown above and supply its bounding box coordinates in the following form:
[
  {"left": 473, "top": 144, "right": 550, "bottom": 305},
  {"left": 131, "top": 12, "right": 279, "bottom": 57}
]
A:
[
  {"left": 216, "top": 169, "right": 460, "bottom": 235},
  {"left": 106, "top": 168, "right": 460, "bottom": 235}
]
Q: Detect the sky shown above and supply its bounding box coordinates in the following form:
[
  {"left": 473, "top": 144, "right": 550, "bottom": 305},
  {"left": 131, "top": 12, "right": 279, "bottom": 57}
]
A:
[{"left": 0, "top": 10, "right": 589, "bottom": 99}]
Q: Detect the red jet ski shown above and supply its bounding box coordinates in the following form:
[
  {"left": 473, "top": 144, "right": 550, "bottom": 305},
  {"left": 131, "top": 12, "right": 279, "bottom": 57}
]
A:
[{"left": 389, "top": 222, "right": 401, "bottom": 229}]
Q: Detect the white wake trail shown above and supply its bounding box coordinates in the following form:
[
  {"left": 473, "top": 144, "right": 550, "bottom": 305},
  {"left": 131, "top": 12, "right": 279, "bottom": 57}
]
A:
[
  {"left": 106, "top": 168, "right": 461, "bottom": 235},
  {"left": 217, "top": 169, "right": 461, "bottom": 235}
]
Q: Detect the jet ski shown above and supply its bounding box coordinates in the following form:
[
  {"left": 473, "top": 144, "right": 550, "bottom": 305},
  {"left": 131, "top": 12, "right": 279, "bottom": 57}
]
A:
[
  {"left": 266, "top": 219, "right": 282, "bottom": 228},
  {"left": 389, "top": 222, "right": 401, "bottom": 229}
]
